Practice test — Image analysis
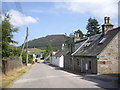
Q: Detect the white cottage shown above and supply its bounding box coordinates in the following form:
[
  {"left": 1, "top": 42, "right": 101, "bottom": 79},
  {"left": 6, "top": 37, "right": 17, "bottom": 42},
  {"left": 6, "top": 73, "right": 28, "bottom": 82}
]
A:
[
  {"left": 50, "top": 49, "right": 64, "bottom": 68},
  {"left": 28, "top": 51, "right": 42, "bottom": 63}
]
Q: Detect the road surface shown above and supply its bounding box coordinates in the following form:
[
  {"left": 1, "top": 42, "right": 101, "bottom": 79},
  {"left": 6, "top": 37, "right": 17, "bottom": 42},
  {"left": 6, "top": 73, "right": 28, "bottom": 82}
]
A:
[{"left": 11, "top": 61, "right": 119, "bottom": 88}]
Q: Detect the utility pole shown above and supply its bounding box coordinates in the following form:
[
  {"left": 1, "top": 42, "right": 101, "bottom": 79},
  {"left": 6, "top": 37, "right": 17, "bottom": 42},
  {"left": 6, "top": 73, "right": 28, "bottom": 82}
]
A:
[{"left": 26, "top": 27, "right": 28, "bottom": 66}]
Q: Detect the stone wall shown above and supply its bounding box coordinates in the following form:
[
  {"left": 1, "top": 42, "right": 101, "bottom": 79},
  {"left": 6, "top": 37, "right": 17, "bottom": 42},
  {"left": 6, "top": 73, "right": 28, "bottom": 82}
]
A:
[
  {"left": 64, "top": 55, "right": 97, "bottom": 74},
  {"left": 98, "top": 33, "right": 119, "bottom": 74},
  {"left": 80, "top": 57, "right": 97, "bottom": 74},
  {"left": 64, "top": 56, "right": 72, "bottom": 70}
]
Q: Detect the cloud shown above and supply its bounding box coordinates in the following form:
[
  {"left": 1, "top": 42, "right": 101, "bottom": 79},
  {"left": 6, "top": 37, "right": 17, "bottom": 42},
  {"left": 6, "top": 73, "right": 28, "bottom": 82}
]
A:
[
  {"left": 6, "top": 9, "right": 38, "bottom": 26},
  {"left": 55, "top": 0, "right": 119, "bottom": 19}
]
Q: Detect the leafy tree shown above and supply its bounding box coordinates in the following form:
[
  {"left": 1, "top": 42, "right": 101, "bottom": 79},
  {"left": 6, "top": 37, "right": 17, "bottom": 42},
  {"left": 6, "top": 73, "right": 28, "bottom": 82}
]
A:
[
  {"left": 0, "top": 20, "right": 2, "bottom": 60},
  {"left": 2, "top": 14, "right": 18, "bottom": 58},
  {"left": 46, "top": 43, "right": 53, "bottom": 54},
  {"left": 22, "top": 50, "right": 33, "bottom": 63},
  {"left": 43, "top": 43, "right": 53, "bottom": 61},
  {"left": 8, "top": 45, "right": 21, "bottom": 57},
  {"left": 86, "top": 18, "right": 101, "bottom": 37}
]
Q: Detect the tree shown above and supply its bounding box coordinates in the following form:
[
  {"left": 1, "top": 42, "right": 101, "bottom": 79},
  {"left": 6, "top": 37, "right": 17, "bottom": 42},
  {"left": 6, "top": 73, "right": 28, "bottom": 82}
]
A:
[
  {"left": 22, "top": 50, "right": 33, "bottom": 63},
  {"left": 46, "top": 43, "right": 53, "bottom": 54},
  {"left": 2, "top": 14, "right": 18, "bottom": 58},
  {"left": 86, "top": 18, "right": 101, "bottom": 37}
]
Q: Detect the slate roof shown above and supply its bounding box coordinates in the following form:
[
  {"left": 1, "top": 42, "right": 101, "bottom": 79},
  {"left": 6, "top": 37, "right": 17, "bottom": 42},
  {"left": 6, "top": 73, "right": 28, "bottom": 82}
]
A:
[
  {"left": 73, "top": 27, "right": 120, "bottom": 56},
  {"left": 53, "top": 49, "right": 64, "bottom": 57}
]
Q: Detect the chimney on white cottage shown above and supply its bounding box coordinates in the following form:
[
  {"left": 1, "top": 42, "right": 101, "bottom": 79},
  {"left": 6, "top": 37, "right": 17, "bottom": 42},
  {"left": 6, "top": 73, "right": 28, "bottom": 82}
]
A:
[{"left": 61, "top": 43, "right": 65, "bottom": 50}]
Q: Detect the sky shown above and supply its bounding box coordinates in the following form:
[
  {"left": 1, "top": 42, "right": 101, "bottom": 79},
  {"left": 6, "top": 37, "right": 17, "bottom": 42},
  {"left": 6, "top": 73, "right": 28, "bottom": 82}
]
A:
[{"left": 2, "top": 0, "right": 119, "bottom": 46}]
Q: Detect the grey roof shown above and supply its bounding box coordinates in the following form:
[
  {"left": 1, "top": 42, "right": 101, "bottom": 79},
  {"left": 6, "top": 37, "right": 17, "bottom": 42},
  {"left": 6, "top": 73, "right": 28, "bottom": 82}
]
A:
[
  {"left": 73, "top": 27, "right": 120, "bottom": 56},
  {"left": 53, "top": 49, "right": 64, "bottom": 57},
  {"left": 28, "top": 51, "right": 41, "bottom": 55}
]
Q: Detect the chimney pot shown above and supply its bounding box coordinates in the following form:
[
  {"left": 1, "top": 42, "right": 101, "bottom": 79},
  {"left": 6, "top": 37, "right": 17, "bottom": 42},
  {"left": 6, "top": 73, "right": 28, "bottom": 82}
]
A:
[
  {"left": 104, "top": 17, "right": 107, "bottom": 24},
  {"left": 107, "top": 17, "right": 110, "bottom": 24},
  {"left": 102, "top": 17, "right": 114, "bottom": 35},
  {"left": 61, "top": 44, "right": 64, "bottom": 50}
]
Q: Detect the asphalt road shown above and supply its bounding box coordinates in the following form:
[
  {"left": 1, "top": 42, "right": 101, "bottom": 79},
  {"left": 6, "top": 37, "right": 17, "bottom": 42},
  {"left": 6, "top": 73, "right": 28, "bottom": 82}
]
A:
[{"left": 11, "top": 61, "right": 119, "bottom": 88}]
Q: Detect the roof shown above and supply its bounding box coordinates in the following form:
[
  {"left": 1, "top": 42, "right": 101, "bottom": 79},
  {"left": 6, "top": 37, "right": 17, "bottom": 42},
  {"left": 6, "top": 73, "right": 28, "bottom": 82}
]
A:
[
  {"left": 73, "top": 27, "right": 120, "bottom": 57},
  {"left": 53, "top": 49, "right": 64, "bottom": 57},
  {"left": 28, "top": 51, "right": 41, "bottom": 55}
]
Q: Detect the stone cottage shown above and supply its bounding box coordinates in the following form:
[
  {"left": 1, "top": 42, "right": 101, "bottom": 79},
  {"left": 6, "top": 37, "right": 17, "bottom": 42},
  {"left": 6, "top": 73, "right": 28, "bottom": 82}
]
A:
[{"left": 64, "top": 17, "right": 120, "bottom": 74}]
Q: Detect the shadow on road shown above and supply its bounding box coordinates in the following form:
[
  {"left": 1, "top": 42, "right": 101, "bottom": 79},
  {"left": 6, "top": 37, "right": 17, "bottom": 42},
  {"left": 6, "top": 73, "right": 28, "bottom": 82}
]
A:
[
  {"left": 47, "top": 64, "right": 62, "bottom": 70},
  {"left": 45, "top": 63, "right": 120, "bottom": 89}
]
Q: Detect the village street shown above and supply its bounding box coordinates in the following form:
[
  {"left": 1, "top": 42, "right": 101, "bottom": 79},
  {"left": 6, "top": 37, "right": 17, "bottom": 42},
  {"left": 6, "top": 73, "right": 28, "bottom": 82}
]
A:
[{"left": 11, "top": 61, "right": 119, "bottom": 88}]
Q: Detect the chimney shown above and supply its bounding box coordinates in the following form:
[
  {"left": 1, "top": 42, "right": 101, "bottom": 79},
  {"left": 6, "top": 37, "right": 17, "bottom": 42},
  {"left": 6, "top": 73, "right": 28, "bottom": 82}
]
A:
[
  {"left": 102, "top": 17, "right": 114, "bottom": 35},
  {"left": 107, "top": 17, "right": 110, "bottom": 24},
  {"left": 61, "top": 43, "right": 64, "bottom": 50},
  {"left": 74, "top": 32, "right": 80, "bottom": 42},
  {"left": 104, "top": 17, "right": 107, "bottom": 24}
]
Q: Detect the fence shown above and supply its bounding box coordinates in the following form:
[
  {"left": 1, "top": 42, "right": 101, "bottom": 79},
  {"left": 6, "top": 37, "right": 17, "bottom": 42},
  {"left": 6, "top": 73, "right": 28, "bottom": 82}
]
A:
[{"left": 2, "top": 56, "right": 22, "bottom": 74}]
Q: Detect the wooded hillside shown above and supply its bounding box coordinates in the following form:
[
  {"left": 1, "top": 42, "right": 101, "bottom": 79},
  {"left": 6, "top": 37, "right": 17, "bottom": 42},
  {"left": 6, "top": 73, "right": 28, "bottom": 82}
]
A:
[{"left": 27, "top": 34, "right": 67, "bottom": 50}]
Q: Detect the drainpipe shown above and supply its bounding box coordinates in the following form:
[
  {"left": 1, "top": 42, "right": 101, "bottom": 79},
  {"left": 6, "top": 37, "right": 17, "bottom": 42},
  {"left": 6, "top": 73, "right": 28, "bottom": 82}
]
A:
[
  {"left": 71, "top": 37, "right": 89, "bottom": 73},
  {"left": 71, "top": 55, "right": 74, "bottom": 71},
  {"left": 81, "top": 59, "right": 82, "bottom": 73}
]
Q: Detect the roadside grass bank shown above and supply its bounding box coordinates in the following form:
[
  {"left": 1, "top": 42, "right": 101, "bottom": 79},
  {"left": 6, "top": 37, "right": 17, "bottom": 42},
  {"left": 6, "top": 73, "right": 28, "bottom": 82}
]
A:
[{"left": 1, "top": 64, "right": 32, "bottom": 88}]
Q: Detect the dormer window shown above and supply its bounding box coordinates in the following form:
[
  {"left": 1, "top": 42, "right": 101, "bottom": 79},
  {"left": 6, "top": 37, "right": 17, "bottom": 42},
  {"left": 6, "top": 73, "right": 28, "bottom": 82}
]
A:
[
  {"left": 84, "top": 41, "right": 92, "bottom": 47},
  {"left": 84, "top": 42, "right": 91, "bottom": 47}
]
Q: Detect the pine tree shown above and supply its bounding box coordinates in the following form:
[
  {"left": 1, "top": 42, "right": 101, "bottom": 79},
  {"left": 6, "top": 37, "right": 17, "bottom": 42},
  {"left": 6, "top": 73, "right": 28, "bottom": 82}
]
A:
[{"left": 86, "top": 18, "right": 101, "bottom": 37}]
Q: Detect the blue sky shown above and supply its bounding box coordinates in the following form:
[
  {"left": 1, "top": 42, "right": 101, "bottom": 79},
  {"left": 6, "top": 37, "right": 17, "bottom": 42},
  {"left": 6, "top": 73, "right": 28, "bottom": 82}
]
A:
[{"left": 2, "top": 0, "right": 119, "bottom": 46}]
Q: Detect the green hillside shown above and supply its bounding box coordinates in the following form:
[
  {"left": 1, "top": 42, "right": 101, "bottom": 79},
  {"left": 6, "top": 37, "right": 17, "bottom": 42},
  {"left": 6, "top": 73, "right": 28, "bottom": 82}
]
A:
[{"left": 27, "top": 34, "right": 67, "bottom": 50}]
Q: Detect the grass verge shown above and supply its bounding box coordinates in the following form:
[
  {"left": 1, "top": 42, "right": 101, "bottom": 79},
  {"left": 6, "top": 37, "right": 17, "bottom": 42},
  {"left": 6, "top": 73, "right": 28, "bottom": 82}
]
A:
[{"left": 1, "top": 65, "right": 32, "bottom": 88}]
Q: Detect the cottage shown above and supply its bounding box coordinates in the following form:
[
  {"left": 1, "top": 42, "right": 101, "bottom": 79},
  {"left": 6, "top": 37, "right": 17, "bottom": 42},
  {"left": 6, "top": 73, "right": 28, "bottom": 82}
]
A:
[
  {"left": 64, "top": 17, "right": 120, "bottom": 74},
  {"left": 28, "top": 51, "right": 42, "bottom": 63},
  {"left": 50, "top": 44, "right": 65, "bottom": 68}
]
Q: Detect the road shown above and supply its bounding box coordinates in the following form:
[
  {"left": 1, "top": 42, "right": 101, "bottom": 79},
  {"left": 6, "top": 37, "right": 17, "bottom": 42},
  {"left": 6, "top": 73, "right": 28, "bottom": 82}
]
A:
[{"left": 11, "top": 61, "right": 119, "bottom": 88}]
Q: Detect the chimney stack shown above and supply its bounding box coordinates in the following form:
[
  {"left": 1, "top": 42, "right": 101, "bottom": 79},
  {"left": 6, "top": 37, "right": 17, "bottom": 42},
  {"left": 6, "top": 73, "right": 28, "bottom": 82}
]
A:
[
  {"left": 107, "top": 17, "right": 110, "bottom": 24},
  {"left": 61, "top": 43, "right": 64, "bottom": 50},
  {"left": 102, "top": 17, "right": 114, "bottom": 35},
  {"left": 74, "top": 31, "right": 81, "bottom": 42},
  {"left": 104, "top": 17, "right": 107, "bottom": 24}
]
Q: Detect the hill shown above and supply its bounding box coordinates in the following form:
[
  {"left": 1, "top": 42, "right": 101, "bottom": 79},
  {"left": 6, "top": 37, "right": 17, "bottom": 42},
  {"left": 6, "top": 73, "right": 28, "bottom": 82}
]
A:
[{"left": 27, "top": 34, "right": 67, "bottom": 50}]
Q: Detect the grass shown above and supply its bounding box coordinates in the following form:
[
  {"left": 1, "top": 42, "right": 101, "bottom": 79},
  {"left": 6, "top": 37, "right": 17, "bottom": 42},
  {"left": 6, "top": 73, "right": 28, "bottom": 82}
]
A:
[{"left": 0, "top": 65, "right": 32, "bottom": 88}]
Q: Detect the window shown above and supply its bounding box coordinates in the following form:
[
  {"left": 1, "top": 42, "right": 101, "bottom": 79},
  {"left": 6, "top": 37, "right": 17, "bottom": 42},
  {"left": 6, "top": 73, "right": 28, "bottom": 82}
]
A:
[
  {"left": 89, "top": 61, "right": 91, "bottom": 69},
  {"left": 84, "top": 42, "right": 91, "bottom": 47},
  {"left": 77, "top": 59, "right": 79, "bottom": 65}
]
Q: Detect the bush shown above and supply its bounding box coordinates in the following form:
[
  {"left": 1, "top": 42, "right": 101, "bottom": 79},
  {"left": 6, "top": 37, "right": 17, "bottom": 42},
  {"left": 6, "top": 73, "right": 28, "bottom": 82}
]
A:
[{"left": 22, "top": 51, "right": 33, "bottom": 64}]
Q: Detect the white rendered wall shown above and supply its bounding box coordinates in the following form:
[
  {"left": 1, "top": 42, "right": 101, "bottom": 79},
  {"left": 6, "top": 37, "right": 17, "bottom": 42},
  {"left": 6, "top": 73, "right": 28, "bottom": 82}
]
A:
[
  {"left": 50, "top": 56, "right": 64, "bottom": 68},
  {"left": 59, "top": 55, "right": 64, "bottom": 68}
]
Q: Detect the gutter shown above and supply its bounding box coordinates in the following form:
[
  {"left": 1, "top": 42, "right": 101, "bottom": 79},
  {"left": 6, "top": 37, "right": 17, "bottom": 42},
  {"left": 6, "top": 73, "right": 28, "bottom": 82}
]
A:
[{"left": 71, "top": 37, "right": 90, "bottom": 56}]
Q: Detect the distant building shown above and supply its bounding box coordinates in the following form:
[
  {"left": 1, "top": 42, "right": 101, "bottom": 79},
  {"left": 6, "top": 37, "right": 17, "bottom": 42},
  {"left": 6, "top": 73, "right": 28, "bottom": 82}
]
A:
[
  {"left": 28, "top": 51, "right": 42, "bottom": 63},
  {"left": 64, "top": 17, "right": 120, "bottom": 74},
  {"left": 50, "top": 44, "right": 65, "bottom": 68}
]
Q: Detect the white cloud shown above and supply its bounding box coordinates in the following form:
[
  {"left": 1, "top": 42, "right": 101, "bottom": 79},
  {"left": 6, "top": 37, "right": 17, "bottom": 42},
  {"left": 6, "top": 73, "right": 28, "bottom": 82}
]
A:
[
  {"left": 6, "top": 9, "right": 38, "bottom": 26},
  {"left": 55, "top": 0, "right": 119, "bottom": 19}
]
